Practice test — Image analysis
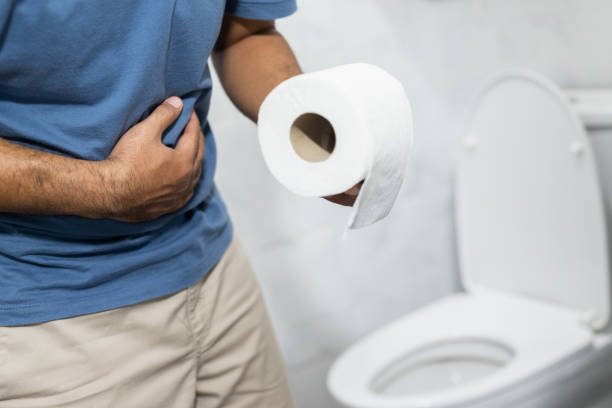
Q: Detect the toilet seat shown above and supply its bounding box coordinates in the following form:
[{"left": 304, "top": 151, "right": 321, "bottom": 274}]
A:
[{"left": 328, "top": 291, "right": 593, "bottom": 408}]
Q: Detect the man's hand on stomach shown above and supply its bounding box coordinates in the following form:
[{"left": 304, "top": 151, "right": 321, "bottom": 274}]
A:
[
  {"left": 0, "top": 96, "right": 204, "bottom": 223},
  {"left": 101, "top": 97, "right": 205, "bottom": 223}
]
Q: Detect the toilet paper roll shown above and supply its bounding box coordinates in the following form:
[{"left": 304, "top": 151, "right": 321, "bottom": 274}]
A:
[{"left": 258, "top": 63, "right": 413, "bottom": 229}]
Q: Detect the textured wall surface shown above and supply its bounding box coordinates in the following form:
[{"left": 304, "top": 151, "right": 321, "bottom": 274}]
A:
[{"left": 209, "top": 1, "right": 612, "bottom": 406}]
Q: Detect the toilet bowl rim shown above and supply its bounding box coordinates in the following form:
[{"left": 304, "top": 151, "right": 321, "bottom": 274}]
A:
[
  {"left": 328, "top": 341, "right": 592, "bottom": 408},
  {"left": 327, "top": 292, "right": 593, "bottom": 408}
]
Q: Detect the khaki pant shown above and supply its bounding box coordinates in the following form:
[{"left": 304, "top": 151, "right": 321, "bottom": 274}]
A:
[{"left": 0, "top": 237, "right": 295, "bottom": 408}]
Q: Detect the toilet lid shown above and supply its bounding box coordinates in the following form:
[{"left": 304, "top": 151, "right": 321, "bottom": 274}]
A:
[{"left": 456, "top": 70, "right": 610, "bottom": 329}]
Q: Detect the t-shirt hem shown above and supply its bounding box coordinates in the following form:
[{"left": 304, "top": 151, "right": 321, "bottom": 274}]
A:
[
  {"left": 0, "top": 222, "right": 233, "bottom": 326},
  {"left": 225, "top": 0, "right": 297, "bottom": 20}
]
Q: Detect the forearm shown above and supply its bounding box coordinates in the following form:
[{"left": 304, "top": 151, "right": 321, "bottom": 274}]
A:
[
  {"left": 212, "top": 21, "right": 301, "bottom": 122},
  {"left": 0, "top": 137, "right": 113, "bottom": 218}
]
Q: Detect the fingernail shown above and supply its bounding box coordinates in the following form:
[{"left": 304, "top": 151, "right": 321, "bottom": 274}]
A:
[{"left": 166, "top": 96, "right": 182, "bottom": 108}]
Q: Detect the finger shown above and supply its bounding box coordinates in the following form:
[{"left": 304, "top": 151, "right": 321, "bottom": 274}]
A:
[
  {"left": 188, "top": 113, "right": 202, "bottom": 166},
  {"left": 190, "top": 120, "right": 204, "bottom": 167},
  {"left": 191, "top": 130, "right": 205, "bottom": 184},
  {"left": 323, "top": 193, "right": 357, "bottom": 207},
  {"left": 180, "top": 189, "right": 196, "bottom": 209},
  {"left": 187, "top": 145, "right": 204, "bottom": 190},
  {"left": 175, "top": 111, "right": 200, "bottom": 159},
  {"left": 144, "top": 96, "right": 183, "bottom": 133},
  {"left": 345, "top": 180, "right": 364, "bottom": 196},
  {"left": 345, "top": 185, "right": 361, "bottom": 197},
  {"left": 189, "top": 155, "right": 204, "bottom": 189},
  {"left": 195, "top": 128, "right": 205, "bottom": 166},
  {"left": 191, "top": 110, "right": 201, "bottom": 127}
]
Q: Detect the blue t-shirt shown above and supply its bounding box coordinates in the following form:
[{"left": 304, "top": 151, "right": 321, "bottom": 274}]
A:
[{"left": 0, "top": 0, "right": 296, "bottom": 326}]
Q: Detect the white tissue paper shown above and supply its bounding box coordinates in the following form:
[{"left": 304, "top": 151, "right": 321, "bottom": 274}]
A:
[{"left": 258, "top": 63, "right": 413, "bottom": 230}]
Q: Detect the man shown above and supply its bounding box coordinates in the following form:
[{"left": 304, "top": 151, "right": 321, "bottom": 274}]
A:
[{"left": 0, "top": 1, "right": 359, "bottom": 407}]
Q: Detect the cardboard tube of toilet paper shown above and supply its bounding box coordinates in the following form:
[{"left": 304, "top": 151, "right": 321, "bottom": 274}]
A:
[{"left": 258, "top": 63, "right": 413, "bottom": 229}]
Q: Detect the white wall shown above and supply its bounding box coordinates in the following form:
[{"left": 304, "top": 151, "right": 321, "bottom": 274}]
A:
[{"left": 209, "top": 1, "right": 612, "bottom": 406}]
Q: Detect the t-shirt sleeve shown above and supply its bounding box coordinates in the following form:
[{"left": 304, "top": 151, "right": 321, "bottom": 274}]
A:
[{"left": 225, "top": 0, "right": 297, "bottom": 20}]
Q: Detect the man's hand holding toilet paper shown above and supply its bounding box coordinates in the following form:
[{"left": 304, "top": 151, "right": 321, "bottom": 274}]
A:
[
  {"left": 323, "top": 181, "right": 363, "bottom": 207},
  {"left": 211, "top": 18, "right": 411, "bottom": 227}
]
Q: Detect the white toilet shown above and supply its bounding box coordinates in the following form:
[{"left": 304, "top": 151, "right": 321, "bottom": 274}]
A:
[{"left": 328, "top": 70, "right": 612, "bottom": 408}]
